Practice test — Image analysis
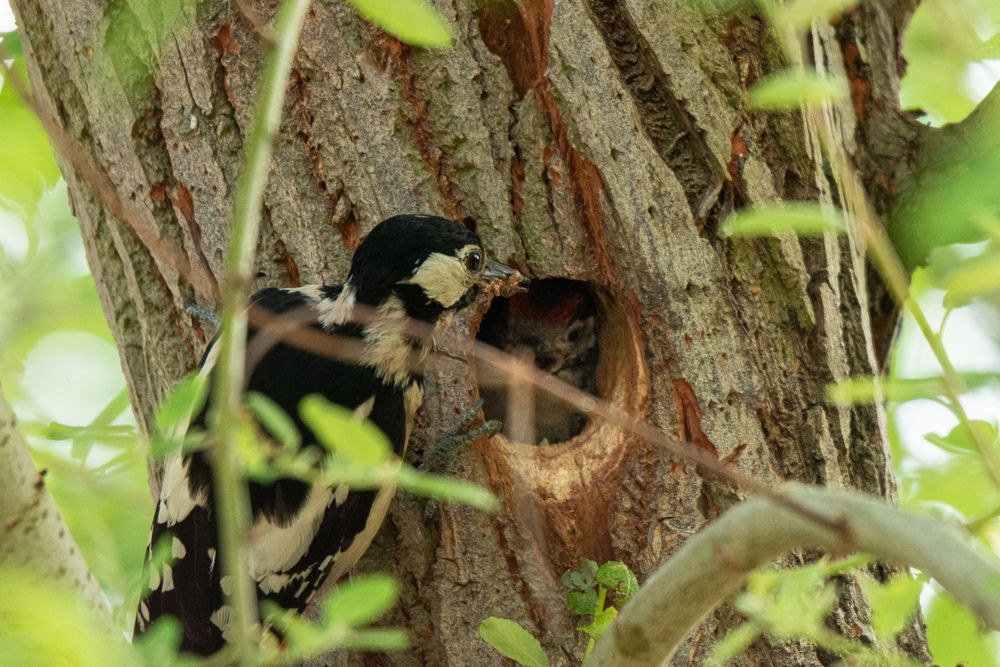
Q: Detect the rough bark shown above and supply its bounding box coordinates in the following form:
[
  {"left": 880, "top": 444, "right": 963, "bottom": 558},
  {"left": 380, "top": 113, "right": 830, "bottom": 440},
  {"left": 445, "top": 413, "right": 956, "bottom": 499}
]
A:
[
  {"left": 12, "top": 0, "right": 932, "bottom": 663},
  {"left": 0, "top": 389, "right": 112, "bottom": 625}
]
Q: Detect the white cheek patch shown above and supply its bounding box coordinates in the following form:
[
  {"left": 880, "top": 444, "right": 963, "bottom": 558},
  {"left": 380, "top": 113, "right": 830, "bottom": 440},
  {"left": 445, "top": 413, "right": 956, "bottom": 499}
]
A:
[{"left": 404, "top": 251, "right": 472, "bottom": 308}]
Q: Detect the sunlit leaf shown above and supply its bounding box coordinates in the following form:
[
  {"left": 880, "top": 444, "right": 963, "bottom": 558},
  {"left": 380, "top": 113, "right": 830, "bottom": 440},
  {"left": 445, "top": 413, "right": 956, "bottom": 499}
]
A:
[
  {"left": 748, "top": 71, "right": 847, "bottom": 109},
  {"left": 902, "top": 454, "right": 1000, "bottom": 519},
  {"left": 323, "top": 574, "right": 399, "bottom": 627},
  {"left": 722, "top": 204, "right": 846, "bottom": 237},
  {"left": 706, "top": 623, "right": 762, "bottom": 666},
  {"left": 925, "top": 591, "right": 1000, "bottom": 667},
  {"left": 246, "top": 391, "right": 301, "bottom": 451},
  {"left": 0, "top": 61, "right": 61, "bottom": 215},
  {"left": 340, "top": 628, "right": 409, "bottom": 652},
  {"left": 131, "top": 616, "right": 183, "bottom": 667},
  {"left": 860, "top": 575, "right": 923, "bottom": 642},
  {"left": 395, "top": 465, "right": 498, "bottom": 511},
  {"left": 942, "top": 251, "right": 1000, "bottom": 304},
  {"left": 300, "top": 394, "right": 390, "bottom": 464},
  {"left": 924, "top": 420, "right": 997, "bottom": 457},
  {"left": 479, "top": 617, "right": 550, "bottom": 667},
  {"left": 829, "top": 373, "right": 1000, "bottom": 405},
  {"left": 0, "top": 30, "right": 23, "bottom": 57},
  {"left": 0, "top": 570, "right": 134, "bottom": 666},
  {"left": 346, "top": 0, "right": 453, "bottom": 48}
]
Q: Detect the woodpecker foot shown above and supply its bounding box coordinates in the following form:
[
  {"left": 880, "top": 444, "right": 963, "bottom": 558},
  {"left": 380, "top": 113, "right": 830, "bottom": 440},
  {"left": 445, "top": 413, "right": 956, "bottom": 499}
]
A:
[{"left": 422, "top": 400, "right": 501, "bottom": 520}]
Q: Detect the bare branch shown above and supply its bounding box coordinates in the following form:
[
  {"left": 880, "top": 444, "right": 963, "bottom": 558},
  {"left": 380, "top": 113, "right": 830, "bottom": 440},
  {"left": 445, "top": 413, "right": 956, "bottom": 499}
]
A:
[
  {"left": 0, "top": 389, "right": 113, "bottom": 628},
  {"left": 587, "top": 483, "right": 1000, "bottom": 667}
]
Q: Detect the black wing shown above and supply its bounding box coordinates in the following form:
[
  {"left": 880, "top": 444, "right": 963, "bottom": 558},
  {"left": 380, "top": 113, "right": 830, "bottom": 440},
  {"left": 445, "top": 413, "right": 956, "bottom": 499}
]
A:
[{"left": 136, "top": 285, "right": 411, "bottom": 655}]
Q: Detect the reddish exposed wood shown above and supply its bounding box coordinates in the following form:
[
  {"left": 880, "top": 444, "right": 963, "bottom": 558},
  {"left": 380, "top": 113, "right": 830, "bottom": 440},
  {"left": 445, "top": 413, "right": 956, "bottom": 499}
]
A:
[
  {"left": 672, "top": 378, "right": 720, "bottom": 457},
  {"left": 211, "top": 21, "right": 241, "bottom": 56},
  {"left": 169, "top": 183, "right": 195, "bottom": 225},
  {"left": 843, "top": 42, "right": 870, "bottom": 122},
  {"left": 479, "top": 0, "right": 619, "bottom": 287}
]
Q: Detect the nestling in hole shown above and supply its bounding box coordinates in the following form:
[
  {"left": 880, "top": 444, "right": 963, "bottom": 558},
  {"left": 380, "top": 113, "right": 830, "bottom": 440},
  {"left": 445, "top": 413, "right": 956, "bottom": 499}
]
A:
[{"left": 476, "top": 279, "right": 599, "bottom": 444}]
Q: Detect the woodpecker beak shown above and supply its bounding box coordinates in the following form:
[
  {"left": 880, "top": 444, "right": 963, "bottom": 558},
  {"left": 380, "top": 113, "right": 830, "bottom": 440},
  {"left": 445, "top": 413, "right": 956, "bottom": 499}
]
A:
[{"left": 483, "top": 259, "right": 515, "bottom": 281}]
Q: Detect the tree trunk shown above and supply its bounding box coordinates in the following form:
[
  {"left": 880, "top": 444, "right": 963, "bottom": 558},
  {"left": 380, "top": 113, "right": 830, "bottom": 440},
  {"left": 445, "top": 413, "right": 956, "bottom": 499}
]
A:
[{"left": 12, "top": 0, "right": 929, "bottom": 663}]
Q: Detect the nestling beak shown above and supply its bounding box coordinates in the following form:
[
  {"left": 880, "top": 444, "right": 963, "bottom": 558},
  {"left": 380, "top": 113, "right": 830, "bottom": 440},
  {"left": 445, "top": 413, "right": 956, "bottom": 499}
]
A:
[{"left": 483, "top": 258, "right": 516, "bottom": 281}]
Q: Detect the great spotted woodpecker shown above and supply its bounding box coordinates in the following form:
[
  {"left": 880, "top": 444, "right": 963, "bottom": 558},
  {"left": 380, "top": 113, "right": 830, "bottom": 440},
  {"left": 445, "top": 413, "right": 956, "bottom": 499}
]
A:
[{"left": 133, "top": 214, "right": 514, "bottom": 654}]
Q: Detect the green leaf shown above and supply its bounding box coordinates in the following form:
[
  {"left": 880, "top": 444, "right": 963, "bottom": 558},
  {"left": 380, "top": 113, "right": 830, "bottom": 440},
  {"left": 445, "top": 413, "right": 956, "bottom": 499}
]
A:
[
  {"left": 340, "top": 628, "right": 410, "bottom": 652},
  {"left": 924, "top": 421, "right": 997, "bottom": 457},
  {"left": 395, "top": 465, "right": 498, "bottom": 511},
  {"left": 748, "top": 71, "right": 847, "bottom": 109},
  {"left": 859, "top": 574, "right": 923, "bottom": 642},
  {"left": 300, "top": 394, "right": 391, "bottom": 465},
  {"left": 594, "top": 561, "right": 638, "bottom": 604},
  {"left": 925, "top": 591, "right": 1000, "bottom": 667},
  {"left": 131, "top": 616, "right": 182, "bottom": 666},
  {"left": 706, "top": 623, "right": 762, "bottom": 666},
  {"left": 577, "top": 606, "right": 617, "bottom": 641},
  {"left": 154, "top": 373, "right": 208, "bottom": 441},
  {"left": 561, "top": 558, "right": 598, "bottom": 592},
  {"left": 246, "top": 391, "right": 301, "bottom": 450},
  {"left": 722, "top": 204, "right": 846, "bottom": 237},
  {"left": 323, "top": 574, "right": 398, "bottom": 627},
  {"left": 479, "top": 617, "right": 550, "bottom": 667},
  {"left": 566, "top": 590, "right": 598, "bottom": 616},
  {"left": 0, "top": 30, "right": 23, "bottom": 58},
  {"left": 0, "top": 61, "right": 61, "bottom": 215},
  {"left": 346, "top": 0, "right": 453, "bottom": 48},
  {"left": 776, "top": 0, "right": 859, "bottom": 27}
]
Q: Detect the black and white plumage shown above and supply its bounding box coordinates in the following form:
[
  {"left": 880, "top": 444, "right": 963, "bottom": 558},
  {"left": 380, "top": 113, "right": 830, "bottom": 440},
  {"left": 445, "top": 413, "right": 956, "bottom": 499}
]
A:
[{"left": 133, "top": 214, "right": 513, "bottom": 655}]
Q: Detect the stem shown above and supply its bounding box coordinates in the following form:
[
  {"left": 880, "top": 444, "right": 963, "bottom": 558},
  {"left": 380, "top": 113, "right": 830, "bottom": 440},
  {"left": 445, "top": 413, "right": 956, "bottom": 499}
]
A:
[{"left": 207, "top": 0, "right": 313, "bottom": 662}]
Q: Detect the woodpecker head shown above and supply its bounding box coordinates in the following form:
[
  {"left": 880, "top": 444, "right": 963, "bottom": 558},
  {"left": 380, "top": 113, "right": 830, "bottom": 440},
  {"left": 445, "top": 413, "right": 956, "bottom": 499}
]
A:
[{"left": 345, "top": 214, "right": 513, "bottom": 322}]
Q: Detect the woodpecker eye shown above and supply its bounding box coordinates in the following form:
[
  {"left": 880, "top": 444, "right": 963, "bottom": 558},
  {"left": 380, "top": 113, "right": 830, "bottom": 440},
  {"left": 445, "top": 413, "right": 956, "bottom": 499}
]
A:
[{"left": 465, "top": 250, "right": 483, "bottom": 273}]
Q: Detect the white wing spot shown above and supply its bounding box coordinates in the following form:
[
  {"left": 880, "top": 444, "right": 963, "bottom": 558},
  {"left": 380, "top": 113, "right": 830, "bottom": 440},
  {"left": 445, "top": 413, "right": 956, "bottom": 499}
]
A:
[
  {"left": 171, "top": 536, "right": 187, "bottom": 559},
  {"left": 220, "top": 575, "right": 232, "bottom": 596},
  {"left": 161, "top": 564, "right": 175, "bottom": 593},
  {"left": 207, "top": 548, "right": 217, "bottom": 576},
  {"left": 210, "top": 605, "right": 234, "bottom": 640}
]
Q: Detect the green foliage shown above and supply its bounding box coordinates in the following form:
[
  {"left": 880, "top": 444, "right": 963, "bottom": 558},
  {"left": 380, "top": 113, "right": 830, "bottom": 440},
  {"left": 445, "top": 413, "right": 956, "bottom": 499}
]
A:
[
  {"left": 901, "top": 0, "right": 1000, "bottom": 124},
  {"left": 771, "top": 0, "right": 859, "bottom": 27},
  {"left": 346, "top": 0, "right": 453, "bottom": 48},
  {"left": 0, "top": 65, "right": 60, "bottom": 216},
  {"left": 711, "top": 559, "right": 923, "bottom": 666},
  {"left": 721, "top": 203, "right": 846, "bottom": 237},
  {"left": 264, "top": 574, "right": 408, "bottom": 663},
  {"left": 925, "top": 590, "right": 1000, "bottom": 666},
  {"left": 0, "top": 570, "right": 133, "bottom": 666},
  {"left": 860, "top": 575, "right": 924, "bottom": 643},
  {"left": 747, "top": 71, "right": 847, "bottom": 109},
  {"left": 480, "top": 559, "right": 638, "bottom": 665},
  {"left": 301, "top": 394, "right": 392, "bottom": 465},
  {"left": 478, "top": 617, "right": 550, "bottom": 667}
]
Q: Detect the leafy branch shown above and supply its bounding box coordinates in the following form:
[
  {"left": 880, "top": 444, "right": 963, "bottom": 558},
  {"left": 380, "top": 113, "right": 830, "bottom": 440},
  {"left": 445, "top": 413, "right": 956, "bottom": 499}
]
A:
[
  {"left": 206, "top": 0, "right": 315, "bottom": 660},
  {"left": 586, "top": 483, "right": 1000, "bottom": 667}
]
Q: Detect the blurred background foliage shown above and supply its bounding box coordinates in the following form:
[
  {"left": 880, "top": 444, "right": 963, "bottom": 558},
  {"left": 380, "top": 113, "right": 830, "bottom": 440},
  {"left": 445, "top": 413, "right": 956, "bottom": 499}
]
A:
[{"left": 3, "top": 0, "right": 1000, "bottom": 663}]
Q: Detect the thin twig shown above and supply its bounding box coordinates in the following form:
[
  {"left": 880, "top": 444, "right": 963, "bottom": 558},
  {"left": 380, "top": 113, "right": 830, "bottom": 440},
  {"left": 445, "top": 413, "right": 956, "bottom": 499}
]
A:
[
  {"left": 240, "top": 298, "right": 849, "bottom": 536},
  {"left": 206, "top": 0, "right": 313, "bottom": 662}
]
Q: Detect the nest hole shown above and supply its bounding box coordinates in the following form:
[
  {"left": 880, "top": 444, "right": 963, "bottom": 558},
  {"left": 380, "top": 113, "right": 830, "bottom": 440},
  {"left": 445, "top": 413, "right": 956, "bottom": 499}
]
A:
[{"left": 476, "top": 278, "right": 603, "bottom": 445}]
